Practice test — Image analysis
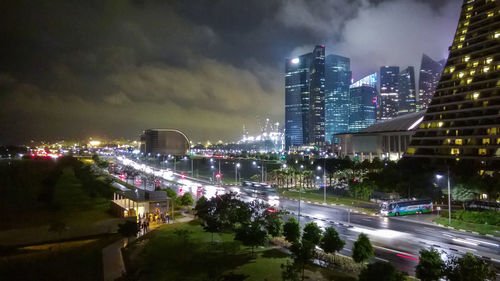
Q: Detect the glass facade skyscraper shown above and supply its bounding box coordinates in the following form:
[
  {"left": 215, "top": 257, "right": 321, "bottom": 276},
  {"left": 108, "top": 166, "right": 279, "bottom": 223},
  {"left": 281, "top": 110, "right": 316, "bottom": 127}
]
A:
[
  {"left": 349, "top": 85, "right": 377, "bottom": 133},
  {"left": 406, "top": 0, "right": 500, "bottom": 170},
  {"left": 308, "top": 45, "right": 326, "bottom": 147},
  {"left": 325, "top": 54, "right": 351, "bottom": 144},
  {"left": 398, "top": 66, "right": 417, "bottom": 115},
  {"left": 378, "top": 66, "right": 400, "bottom": 121},
  {"left": 418, "top": 54, "right": 445, "bottom": 111},
  {"left": 285, "top": 53, "right": 312, "bottom": 149}
]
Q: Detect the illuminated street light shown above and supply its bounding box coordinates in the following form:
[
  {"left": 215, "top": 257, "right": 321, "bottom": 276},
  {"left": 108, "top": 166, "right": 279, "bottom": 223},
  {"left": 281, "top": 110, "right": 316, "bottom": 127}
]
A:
[
  {"left": 317, "top": 166, "right": 322, "bottom": 171},
  {"left": 436, "top": 168, "right": 451, "bottom": 224},
  {"left": 282, "top": 164, "right": 287, "bottom": 169}
]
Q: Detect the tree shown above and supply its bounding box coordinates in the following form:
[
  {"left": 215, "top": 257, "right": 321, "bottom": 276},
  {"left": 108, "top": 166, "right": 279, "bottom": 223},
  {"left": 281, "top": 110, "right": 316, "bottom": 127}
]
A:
[
  {"left": 352, "top": 233, "right": 374, "bottom": 263},
  {"left": 117, "top": 220, "right": 139, "bottom": 244},
  {"left": 165, "top": 187, "right": 177, "bottom": 199},
  {"left": 283, "top": 217, "right": 301, "bottom": 243},
  {"left": 349, "top": 181, "right": 375, "bottom": 200},
  {"left": 302, "top": 222, "right": 322, "bottom": 245},
  {"left": 358, "top": 261, "right": 406, "bottom": 281},
  {"left": 280, "top": 260, "right": 300, "bottom": 281},
  {"left": 451, "top": 184, "right": 475, "bottom": 210},
  {"left": 180, "top": 192, "right": 194, "bottom": 206},
  {"left": 264, "top": 211, "right": 283, "bottom": 237},
  {"left": 203, "top": 215, "right": 222, "bottom": 244},
  {"left": 235, "top": 222, "right": 267, "bottom": 254},
  {"left": 445, "top": 253, "right": 496, "bottom": 281},
  {"left": 416, "top": 247, "right": 445, "bottom": 281},
  {"left": 319, "top": 227, "right": 345, "bottom": 255},
  {"left": 290, "top": 240, "right": 315, "bottom": 280},
  {"left": 194, "top": 196, "right": 210, "bottom": 220}
]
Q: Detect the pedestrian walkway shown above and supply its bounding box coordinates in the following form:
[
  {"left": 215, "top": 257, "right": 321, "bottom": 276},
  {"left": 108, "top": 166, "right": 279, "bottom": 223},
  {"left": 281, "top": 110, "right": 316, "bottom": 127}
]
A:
[{"left": 102, "top": 238, "right": 126, "bottom": 281}]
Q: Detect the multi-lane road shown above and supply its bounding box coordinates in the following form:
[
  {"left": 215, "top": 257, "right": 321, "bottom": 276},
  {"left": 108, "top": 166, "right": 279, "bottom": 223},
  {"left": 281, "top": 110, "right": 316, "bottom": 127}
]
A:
[{"left": 114, "top": 156, "right": 500, "bottom": 277}]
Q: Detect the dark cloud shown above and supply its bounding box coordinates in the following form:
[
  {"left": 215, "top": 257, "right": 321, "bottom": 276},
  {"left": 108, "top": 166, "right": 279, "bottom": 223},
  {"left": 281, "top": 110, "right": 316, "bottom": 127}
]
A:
[{"left": 0, "top": 0, "right": 461, "bottom": 144}]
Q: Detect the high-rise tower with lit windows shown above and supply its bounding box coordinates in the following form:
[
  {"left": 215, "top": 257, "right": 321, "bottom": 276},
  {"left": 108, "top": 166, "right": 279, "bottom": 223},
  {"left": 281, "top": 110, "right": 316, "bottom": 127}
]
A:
[
  {"left": 378, "top": 66, "right": 400, "bottom": 121},
  {"left": 405, "top": 0, "right": 500, "bottom": 169}
]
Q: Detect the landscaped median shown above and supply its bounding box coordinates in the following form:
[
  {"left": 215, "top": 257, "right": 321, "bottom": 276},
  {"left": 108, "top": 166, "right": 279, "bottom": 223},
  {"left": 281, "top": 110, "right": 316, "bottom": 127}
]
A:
[
  {"left": 433, "top": 210, "right": 500, "bottom": 237},
  {"left": 280, "top": 189, "right": 379, "bottom": 215}
]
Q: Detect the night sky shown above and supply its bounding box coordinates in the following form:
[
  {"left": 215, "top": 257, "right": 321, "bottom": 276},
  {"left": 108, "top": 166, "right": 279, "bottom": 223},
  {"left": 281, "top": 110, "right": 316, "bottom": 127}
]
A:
[{"left": 0, "top": 0, "right": 462, "bottom": 144}]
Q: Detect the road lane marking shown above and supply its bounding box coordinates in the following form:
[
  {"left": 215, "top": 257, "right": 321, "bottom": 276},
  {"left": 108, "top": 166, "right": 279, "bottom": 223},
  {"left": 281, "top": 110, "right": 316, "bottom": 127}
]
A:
[
  {"left": 373, "top": 245, "right": 418, "bottom": 257},
  {"left": 464, "top": 238, "right": 499, "bottom": 247},
  {"left": 375, "top": 257, "right": 389, "bottom": 262}
]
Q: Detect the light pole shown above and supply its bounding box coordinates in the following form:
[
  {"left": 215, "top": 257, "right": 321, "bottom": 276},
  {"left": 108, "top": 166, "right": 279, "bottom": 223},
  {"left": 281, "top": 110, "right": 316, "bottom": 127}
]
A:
[
  {"left": 298, "top": 164, "right": 304, "bottom": 223},
  {"left": 211, "top": 165, "right": 215, "bottom": 182},
  {"left": 436, "top": 168, "right": 452, "bottom": 224},
  {"left": 235, "top": 163, "right": 240, "bottom": 184}
]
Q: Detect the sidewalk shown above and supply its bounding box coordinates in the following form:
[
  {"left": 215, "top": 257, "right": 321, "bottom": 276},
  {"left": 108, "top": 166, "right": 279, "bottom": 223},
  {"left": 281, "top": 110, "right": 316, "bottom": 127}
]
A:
[{"left": 102, "top": 238, "right": 126, "bottom": 281}]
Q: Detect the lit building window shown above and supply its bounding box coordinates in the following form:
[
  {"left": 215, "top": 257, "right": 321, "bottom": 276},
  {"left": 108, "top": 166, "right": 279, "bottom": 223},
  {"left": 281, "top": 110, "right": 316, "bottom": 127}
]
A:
[
  {"left": 455, "top": 139, "right": 463, "bottom": 145},
  {"left": 467, "top": 78, "right": 473, "bottom": 84},
  {"left": 449, "top": 66, "right": 455, "bottom": 73},
  {"left": 438, "top": 122, "right": 443, "bottom": 127},
  {"left": 464, "top": 56, "right": 470, "bottom": 62},
  {"left": 472, "top": 61, "right": 479, "bottom": 67},
  {"left": 483, "top": 66, "right": 490, "bottom": 73},
  {"left": 462, "top": 29, "right": 468, "bottom": 34},
  {"left": 486, "top": 57, "right": 493, "bottom": 64},
  {"left": 458, "top": 72, "right": 465, "bottom": 78},
  {"left": 488, "top": 11, "right": 494, "bottom": 17},
  {"left": 457, "top": 44, "right": 463, "bottom": 49},
  {"left": 470, "top": 70, "right": 475, "bottom": 75},
  {"left": 478, "top": 148, "right": 487, "bottom": 155},
  {"left": 459, "top": 36, "right": 465, "bottom": 42},
  {"left": 464, "top": 21, "right": 469, "bottom": 26},
  {"left": 451, "top": 148, "right": 460, "bottom": 155},
  {"left": 495, "top": 31, "right": 500, "bottom": 39},
  {"left": 482, "top": 138, "right": 490, "bottom": 145},
  {"left": 473, "top": 92, "right": 480, "bottom": 100}
]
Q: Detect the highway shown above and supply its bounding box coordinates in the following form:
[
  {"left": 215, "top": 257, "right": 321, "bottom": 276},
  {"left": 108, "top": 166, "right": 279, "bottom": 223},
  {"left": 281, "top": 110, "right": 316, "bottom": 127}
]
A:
[{"left": 114, "top": 156, "right": 500, "bottom": 277}]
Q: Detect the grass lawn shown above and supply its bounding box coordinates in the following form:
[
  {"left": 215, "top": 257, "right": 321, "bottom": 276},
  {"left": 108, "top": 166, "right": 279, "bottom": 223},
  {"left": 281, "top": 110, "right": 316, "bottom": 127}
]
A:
[
  {"left": 281, "top": 190, "right": 377, "bottom": 214},
  {"left": 123, "top": 220, "right": 356, "bottom": 281},
  {"left": 434, "top": 217, "right": 500, "bottom": 237},
  {"left": 0, "top": 234, "right": 119, "bottom": 281}
]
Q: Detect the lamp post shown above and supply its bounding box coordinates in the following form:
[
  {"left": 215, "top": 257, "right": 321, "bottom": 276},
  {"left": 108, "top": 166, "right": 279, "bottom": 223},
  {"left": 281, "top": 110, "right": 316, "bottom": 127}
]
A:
[
  {"left": 436, "top": 168, "right": 452, "bottom": 224},
  {"left": 298, "top": 164, "right": 304, "bottom": 223},
  {"left": 235, "top": 163, "right": 240, "bottom": 184}
]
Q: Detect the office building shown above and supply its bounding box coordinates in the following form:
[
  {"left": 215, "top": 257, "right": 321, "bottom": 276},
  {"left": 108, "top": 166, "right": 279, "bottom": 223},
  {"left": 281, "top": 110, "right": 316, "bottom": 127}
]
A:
[
  {"left": 308, "top": 45, "right": 326, "bottom": 147},
  {"left": 406, "top": 0, "right": 500, "bottom": 170},
  {"left": 325, "top": 54, "right": 352, "bottom": 143},
  {"left": 349, "top": 85, "right": 377, "bottom": 133},
  {"left": 378, "top": 66, "right": 400, "bottom": 121},
  {"left": 398, "top": 66, "right": 417, "bottom": 114},
  {"left": 285, "top": 53, "right": 312, "bottom": 149},
  {"left": 418, "top": 54, "right": 445, "bottom": 111}
]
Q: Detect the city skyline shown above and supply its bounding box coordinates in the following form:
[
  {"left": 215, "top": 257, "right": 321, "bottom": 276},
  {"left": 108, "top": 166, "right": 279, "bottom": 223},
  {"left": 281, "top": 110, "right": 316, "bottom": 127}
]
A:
[{"left": 0, "top": 0, "right": 462, "bottom": 144}]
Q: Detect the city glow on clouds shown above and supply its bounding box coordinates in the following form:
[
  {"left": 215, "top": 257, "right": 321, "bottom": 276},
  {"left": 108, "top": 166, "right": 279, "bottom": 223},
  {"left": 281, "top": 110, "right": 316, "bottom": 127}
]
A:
[{"left": 0, "top": 0, "right": 461, "bottom": 144}]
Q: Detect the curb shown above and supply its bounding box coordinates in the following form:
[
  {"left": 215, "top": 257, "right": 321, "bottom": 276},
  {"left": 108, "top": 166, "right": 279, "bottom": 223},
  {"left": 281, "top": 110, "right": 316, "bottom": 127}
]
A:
[
  {"left": 433, "top": 222, "right": 500, "bottom": 239},
  {"left": 281, "top": 196, "right": 376, "bottom": 216}
]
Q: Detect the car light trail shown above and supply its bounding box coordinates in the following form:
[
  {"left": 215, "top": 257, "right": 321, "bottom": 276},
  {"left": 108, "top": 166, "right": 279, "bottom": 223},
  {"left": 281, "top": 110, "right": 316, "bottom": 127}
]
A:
[
  {"left": 397, "top": 254, "right": 420, "bottom": 261},
  {"left": 452, "top": 238, "right": 478, "bottom": 246}
]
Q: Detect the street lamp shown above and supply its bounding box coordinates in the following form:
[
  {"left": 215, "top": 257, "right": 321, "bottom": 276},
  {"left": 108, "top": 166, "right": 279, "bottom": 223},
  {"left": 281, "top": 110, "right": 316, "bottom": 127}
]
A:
[
  {"left": 235, "top": 163, "right": 240, "bottom": 184},
  {"left": 436, "top": 168, "right": 451, "bottom": 224}
]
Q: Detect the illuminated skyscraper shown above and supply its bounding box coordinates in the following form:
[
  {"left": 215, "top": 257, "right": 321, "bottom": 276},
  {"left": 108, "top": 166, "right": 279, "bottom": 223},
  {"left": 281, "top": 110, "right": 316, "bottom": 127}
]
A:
[
  {"left": 398, "top": 66, "right": 417, "bottom": 115},
  {"left": 418, "top": 54, "right": 445, "bottom": 111},
  {"left": 349, "top": 85, "right": 377, "bottom": 133},
  {"left": 308, "top": 45, "right": 326, "bottom": 147},
  {"left": 325, "top": 54, "right": 351, "bottom": 143},
  {"left": 285, "top": 53, "right": 312, "bottom": 149},
  {"left": 378, "top": 66, "right": 400, "bottom": 121},
  {"left": 406, "top": 0, "right": 500, "bottom": 169}
]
